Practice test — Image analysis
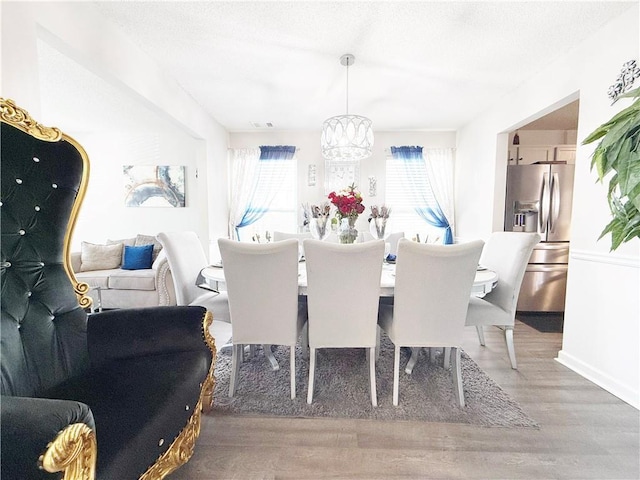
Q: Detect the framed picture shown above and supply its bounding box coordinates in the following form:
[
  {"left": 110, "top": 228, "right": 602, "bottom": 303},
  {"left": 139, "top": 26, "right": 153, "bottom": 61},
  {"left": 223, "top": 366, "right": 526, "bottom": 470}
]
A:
[
  {"left": 123, "top": 165, "right": 185, "bottom": 207},
  {"left": 324, "top": 160, "right": 360, "bottom": 194}
]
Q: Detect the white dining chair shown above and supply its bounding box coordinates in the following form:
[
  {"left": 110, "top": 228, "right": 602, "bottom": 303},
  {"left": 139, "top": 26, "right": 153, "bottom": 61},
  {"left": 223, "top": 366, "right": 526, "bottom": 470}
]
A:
[
  {"left": 218, "top": 238, "right": 307, "bottom": 399},
  {"left": 158, "top": 231, "right": 232, "bottom": 348},
  {"left": 465, "top": 232, "right": 540, "bottom": 369},
  {"left": 303, "top": 239, "right": 385, "bottom": 406},
  {"left": 386, "top": 231, "right": 405, "bottom": 255},
  {"left": 378, "top": 238, "right": 484, "bottom": 407}
]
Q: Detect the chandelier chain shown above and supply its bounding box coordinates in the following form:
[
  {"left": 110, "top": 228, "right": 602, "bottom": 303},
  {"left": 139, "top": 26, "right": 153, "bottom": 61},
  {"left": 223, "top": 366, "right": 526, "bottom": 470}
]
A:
[{"left": 345, "top": 60, "right": 349, "bottom": 115}]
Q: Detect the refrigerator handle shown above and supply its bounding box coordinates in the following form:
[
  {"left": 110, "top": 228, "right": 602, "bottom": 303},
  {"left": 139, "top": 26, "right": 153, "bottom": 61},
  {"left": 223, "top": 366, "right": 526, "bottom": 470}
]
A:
[
  {"left": 549, "top": 172, "right": 560, "bottom": 233},
  {"left": 539, "top": 172, "right": 549, "bottom": 233}
]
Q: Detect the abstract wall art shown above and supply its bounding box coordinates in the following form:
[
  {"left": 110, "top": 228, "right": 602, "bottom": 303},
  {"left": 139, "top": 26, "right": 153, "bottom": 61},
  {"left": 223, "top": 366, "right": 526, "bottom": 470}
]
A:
[{"left": 123, "top": 165, "right": 185, "bottom": 207}]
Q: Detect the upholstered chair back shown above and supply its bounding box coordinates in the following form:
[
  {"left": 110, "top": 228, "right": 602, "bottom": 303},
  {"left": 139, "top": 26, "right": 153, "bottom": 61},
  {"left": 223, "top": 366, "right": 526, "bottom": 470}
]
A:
[
  {"left": 1, "top": 106, "right": 90, "bottom": 397},
  {"left": 157, "top": 231, "right": 210, "bottom": 305},
  {"left": 389, "top": 239, "right": 484, "bottom": 346},
  {"left": 303, "top": 239, "right": 384, "bottom": 348},
  {"left": 477, "top": 232, "right": 540, "bottom": 318}
]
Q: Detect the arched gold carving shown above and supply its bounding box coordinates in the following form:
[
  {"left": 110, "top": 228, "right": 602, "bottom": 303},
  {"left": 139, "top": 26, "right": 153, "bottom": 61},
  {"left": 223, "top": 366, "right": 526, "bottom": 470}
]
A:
[
  {"left": 0, "top": 97, "right": 62, "bottom": 141},
  {"left": 201, "top": 310, "right": 218, "bottom": 412},
  {"left": 39, "top": 423, "right": 97, "bottom": 480},
  {"left": 61, "top": 132, "right": 92, "bottom": 309},
  {"left": 74, "top": 281, "right": 93, "bottom": 310}
]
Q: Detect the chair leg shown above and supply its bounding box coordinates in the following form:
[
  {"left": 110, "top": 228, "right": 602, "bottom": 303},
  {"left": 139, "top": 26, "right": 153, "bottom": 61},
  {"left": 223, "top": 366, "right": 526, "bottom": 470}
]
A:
[
  {"left": 368, "top": 347, "right": 377, "bottom": 407},
  {"left": 307, "top": 347, "right": 316, "bottom": 404},
  {"left": 264, "top": 344, "right": 280, "bottom": 371},
  {"left": 505, "top": 326, "right": 517, "bottom": 369},
  {"left": 290, "top": 345, "right": 296, "bottom": 399},
  {"left": 393, "top": 345, "right": 401, "bottom": 406},
  {"left": 405, "top": 347, "right": 420, "bottom": 374},
  {"left": 475, "top": 325, "right": 486, "bottom": 346},
  {"left": 301, "top": 323, "right": 309, "bottom": 360},
  {"left": 443, "top": 347, "right": 451, "bottom": 370},
  {"left": 229, "top": 343, "right": 241, "bottom": 397},
  {"left": 375, "top": 326, "right": 381, "bottom": 362},
  {"left": 451, "top": 347, "right": 465, "bottom": 408}
]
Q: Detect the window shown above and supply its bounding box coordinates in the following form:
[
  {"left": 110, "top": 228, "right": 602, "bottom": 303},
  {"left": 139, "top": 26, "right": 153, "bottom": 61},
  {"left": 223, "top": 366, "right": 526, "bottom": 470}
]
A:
[
  {"left": 236, "top": 154, "right": 297, "bottom": 242},
  {"left": 385, "top": 153, "right": 444, "bottom": 243}
]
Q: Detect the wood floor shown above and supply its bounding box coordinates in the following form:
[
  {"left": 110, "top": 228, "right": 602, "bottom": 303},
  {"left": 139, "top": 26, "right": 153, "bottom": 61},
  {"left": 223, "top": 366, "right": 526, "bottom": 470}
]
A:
[{"left": 170, "top": 318, "right": 639, "bottom": 479}]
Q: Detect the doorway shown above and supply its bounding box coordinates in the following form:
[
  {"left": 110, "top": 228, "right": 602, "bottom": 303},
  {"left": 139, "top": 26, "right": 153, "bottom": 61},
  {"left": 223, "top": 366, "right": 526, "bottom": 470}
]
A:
[{"left": 505, "top": 98, "right": 580, "bottom": 333}]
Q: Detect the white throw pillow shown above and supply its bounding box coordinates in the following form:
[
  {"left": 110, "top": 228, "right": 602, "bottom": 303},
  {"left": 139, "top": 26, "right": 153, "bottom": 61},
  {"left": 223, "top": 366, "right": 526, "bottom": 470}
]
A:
[{"left": 80, "top": 242, "right": 123, "bottom": 272}]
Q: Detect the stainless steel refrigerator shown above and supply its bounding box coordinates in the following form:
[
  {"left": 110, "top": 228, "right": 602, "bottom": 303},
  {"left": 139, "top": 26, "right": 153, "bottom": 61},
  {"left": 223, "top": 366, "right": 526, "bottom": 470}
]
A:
[{"left": 504, "top": 163, "right": 575, "bottom": 312}]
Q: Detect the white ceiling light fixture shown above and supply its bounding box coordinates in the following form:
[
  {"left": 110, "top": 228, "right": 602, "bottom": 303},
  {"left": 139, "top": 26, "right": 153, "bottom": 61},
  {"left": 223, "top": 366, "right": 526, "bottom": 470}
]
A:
[{"left": 321, "top": 54, "right": 374, "bottom": 161}]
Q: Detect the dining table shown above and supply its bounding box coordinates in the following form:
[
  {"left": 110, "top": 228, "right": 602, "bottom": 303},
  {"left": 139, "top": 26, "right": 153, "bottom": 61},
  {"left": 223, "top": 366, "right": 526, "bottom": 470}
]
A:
[
  {"left": 200, "top": 261, "right": 498, "bottom": 298},
  {"left": 199, "top": 260, "right": 498, "bottom": 371}
]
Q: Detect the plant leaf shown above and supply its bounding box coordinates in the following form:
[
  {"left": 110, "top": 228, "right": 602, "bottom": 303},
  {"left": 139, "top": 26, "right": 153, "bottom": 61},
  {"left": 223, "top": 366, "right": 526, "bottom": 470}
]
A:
[
  {"left": 613, "top": 137, "right": 640, "bottom": 196},
  {"left": 590, "top": 146, "right": 606, "bottom": 181},
  {"left": 598, "top": 113, "right": 640, "bottom": 152},
  {"left": 583, "top": 100, "right": 640, "bottom": 145},
  {"left": 617, "top": 85, "right": 640, "bottom": 101}
]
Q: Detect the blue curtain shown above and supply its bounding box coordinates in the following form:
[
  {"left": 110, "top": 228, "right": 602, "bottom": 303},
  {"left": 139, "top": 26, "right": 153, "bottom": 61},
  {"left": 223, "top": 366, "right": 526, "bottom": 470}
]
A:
[
  {"left": 235, "top": 145, "right": 296, "bottom": 237},
  {"left": 391, "top": 146, "right": 453, "bottom": 244}
]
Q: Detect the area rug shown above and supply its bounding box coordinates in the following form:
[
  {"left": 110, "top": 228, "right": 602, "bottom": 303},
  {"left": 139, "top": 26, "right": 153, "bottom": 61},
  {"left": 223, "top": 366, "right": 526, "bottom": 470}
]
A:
[{"left": 211, "top": 335, "right": 538, "bottom": 428}]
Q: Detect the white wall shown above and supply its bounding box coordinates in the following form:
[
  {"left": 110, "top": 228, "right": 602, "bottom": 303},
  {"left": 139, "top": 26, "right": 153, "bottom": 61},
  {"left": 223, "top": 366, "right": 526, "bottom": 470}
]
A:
[
  {"left": 71, "top": 132, "right": 204, "bottom": 249},
  {"left": 228, "top": 130, "right": 456, "bottom": 236},
  {"left": 1, "top": 2, "right": 229, "bottom": 258},
  {"left": 456, "top": 5, "right": 639, "bottom": 408}
]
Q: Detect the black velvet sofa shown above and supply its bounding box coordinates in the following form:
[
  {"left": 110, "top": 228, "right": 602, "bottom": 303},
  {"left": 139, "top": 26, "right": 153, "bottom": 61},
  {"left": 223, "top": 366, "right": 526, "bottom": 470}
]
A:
[{"left": 0, "top": 98, "right": 217, "bottom": 479}]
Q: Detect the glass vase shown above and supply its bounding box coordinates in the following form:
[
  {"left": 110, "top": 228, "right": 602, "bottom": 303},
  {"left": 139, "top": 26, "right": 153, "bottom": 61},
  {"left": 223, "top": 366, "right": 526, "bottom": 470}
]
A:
[
  {"left": 338, "top": 217, "right": 358, "bottom": 244},
  {"left": 369, "top": 217, "right": 389, "bottom": 240},
  {"left": 309, "top": 216, "right": 331, "bottom": 241}
]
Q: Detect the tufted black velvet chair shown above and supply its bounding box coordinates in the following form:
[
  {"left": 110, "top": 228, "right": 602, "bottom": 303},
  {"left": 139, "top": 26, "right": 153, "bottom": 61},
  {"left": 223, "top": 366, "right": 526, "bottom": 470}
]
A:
[{"left": 0, "top": 98, "right": 218, "bottom": 480}]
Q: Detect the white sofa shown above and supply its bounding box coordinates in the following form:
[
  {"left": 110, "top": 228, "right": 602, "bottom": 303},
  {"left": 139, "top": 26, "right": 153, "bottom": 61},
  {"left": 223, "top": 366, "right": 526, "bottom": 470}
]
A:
[{"left": 71, "top": 237, "right": 177, "bottom": 309}]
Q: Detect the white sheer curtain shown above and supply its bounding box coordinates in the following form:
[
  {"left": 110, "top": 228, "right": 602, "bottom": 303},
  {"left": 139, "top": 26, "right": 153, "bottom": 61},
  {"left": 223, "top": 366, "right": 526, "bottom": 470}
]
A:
[
  {"left": 424, "top": 148, "right": 456, "bottom": 238},
  {"left": 227, "top": 148, "right": 261, "bottom": 240}
]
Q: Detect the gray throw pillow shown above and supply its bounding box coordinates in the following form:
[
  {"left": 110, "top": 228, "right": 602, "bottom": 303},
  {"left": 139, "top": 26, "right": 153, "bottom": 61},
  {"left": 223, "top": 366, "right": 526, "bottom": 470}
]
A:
[{"left": 135, "top": 234, "right": 163, "bottom": 261}]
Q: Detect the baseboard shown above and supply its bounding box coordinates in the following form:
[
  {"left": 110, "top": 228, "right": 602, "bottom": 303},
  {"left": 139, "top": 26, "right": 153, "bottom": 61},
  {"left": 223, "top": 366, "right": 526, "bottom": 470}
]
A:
[{"left": 556, "top": 350, "right": 639, "bottom": 410}]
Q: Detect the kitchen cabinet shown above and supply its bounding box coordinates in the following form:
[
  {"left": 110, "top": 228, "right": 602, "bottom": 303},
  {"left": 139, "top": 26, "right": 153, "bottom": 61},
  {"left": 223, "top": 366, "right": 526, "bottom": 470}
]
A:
[
  {"left": 555, "top": 145, "right": 576, "bottom": 163},
  {"left": 508, "top": 145, "right": 576, "bottom": 165}
]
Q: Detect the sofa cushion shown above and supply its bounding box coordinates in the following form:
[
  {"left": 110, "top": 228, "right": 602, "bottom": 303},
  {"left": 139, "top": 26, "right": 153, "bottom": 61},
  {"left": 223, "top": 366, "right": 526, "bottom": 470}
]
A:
[
  {"left": 108, "top": 269, "right": 156, "bottom": 291},
  {"left": 75, "top": 269, "right": 113, "bottom": 289},
  {"left": 122, "top": 244, "right": 153, "bottom": 270},
  {"left": 80, "top": 242, "right": 123, "bottom": 272}
]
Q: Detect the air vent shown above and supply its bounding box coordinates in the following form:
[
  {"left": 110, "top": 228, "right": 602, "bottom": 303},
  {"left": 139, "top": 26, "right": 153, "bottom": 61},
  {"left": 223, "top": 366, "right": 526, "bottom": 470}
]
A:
[{"left": 249, "top": 121, "right": 275, "bottom": 129}]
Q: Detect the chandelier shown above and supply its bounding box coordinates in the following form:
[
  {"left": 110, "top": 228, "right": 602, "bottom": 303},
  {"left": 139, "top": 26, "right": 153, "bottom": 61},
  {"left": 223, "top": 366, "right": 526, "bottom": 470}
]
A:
[{"left": 321, "top": 54, "right": 374, "bottom": 161}]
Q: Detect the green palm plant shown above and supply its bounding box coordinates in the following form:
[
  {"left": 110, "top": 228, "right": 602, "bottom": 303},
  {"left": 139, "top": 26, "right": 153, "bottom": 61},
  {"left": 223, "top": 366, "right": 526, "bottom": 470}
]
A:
[{"left": 582, "top": 86, "right": 640, "bottom": 250}]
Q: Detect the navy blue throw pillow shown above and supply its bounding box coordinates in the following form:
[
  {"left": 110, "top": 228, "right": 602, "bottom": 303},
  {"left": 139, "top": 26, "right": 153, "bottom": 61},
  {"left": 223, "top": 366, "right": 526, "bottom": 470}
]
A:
[{"left": 122, "top": 244, "right": 154, "bottom": 270}]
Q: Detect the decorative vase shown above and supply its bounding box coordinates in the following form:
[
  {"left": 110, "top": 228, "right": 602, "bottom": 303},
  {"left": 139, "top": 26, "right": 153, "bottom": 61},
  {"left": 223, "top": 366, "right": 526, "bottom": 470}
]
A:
[
  {"left": 309, "top": 216, "right": 330, "bottom": 241},
  {"left": 369, "top": 217, "right": 389, "bottom": 240},
  {"left": 338, "top": 217, "right": 358, "bottom": 244}
]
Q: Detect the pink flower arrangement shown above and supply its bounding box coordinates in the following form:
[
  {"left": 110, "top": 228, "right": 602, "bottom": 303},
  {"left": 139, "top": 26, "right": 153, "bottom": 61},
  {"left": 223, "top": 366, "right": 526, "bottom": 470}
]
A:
[{"left": 328, "top": 183, "right": 365, "bottom": 222}]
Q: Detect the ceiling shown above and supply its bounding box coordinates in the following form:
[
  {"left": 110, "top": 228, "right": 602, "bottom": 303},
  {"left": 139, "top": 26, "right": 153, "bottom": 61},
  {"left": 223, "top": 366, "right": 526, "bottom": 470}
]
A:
[
  {"left": 519, "top": 99, "right": 580, "bottom": 131},
  {"left": 42, "top": 1, "right": 633, "bottom": 133}
]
